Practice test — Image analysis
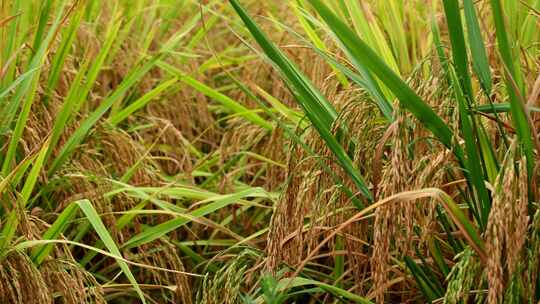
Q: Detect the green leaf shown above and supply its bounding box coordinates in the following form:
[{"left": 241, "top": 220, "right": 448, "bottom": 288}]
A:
[
  {"left": 157, "top": 61, "right": 273, "bottom": 130},
  {"left": 490, "top": 0, "right": 535, "bottom": 176},
  {"left": 229, "top": 73, "right": 365, "bottom": 209},
  {"left": 46, "top": 4, "right": 84, "bottom": 95},
  {"left": 307, "top": 0, "right": 463, "bottom": 159},
  {"left": 109, "top": 77, "right": 179, "bottom": 126},
  {"left": 292, "top": 0, "right": 349, "bottom": 87},
  {"left": 1, "top": 0, "right": 67, "bottom": 175},
  {"left": 430, "top": 13, "right": 450, "bottom": 83},
  {"left": 267, "top": 12, "right": 393, "bottom": 120},
  {"left": 442, "top": 0, "right": 473, "bottom": 99},
  {"left": 463, "top": 0, "right": 493, "bottom": 93},
  {"left": 122, "top": 187, "right": 272, "bottom": 248},
  {"left": 77, "top": 199, "right": 146, "bottom": 304},
  {"left": 272, "top": 277, "right": 373, "bottom": 304},
  {"left": 0, "top": 67, "right": 40, "bottom": 99},
  {"left": 475, "top": 103, "right": 540, "bottom": 114},
  {"left": 449, "top": 67, "right": 490, "bottom": 228},
  {"left": 0, "top": 139, "right": 50, "bottom": 253},
  {"left": 427, "top": 237, "right": 450, "bottom": 277},
  {"left": 343, "top": 0, "right": 400, "bottom": 75},
  {"left": 404, "top": 256, "right": 441, "bottom": 303},
  {"left": 48, "top": 54, "right": 163, "bottom": 175},
  {"left": 31, "top": 203, "right": 79, "bottom": 265},
  {"left": 230, "top": 0, "right": 373, "bottom": 203}
]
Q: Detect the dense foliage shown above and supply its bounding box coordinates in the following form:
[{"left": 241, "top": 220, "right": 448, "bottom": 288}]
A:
[{"left": 0, "top": 0, "right": 539, "bottom": 303}]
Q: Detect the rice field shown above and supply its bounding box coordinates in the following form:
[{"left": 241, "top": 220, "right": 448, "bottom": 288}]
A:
[{"left": 0, "top": 0, "right": 539, "bottom": 303}]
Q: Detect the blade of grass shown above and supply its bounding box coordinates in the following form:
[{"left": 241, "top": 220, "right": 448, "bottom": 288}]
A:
[
  {"left": 286, "top": 277, "right": 373, "bottom": 304},
  {"left": 372, "top": 1, "right": 411, "bottom": 73},
  {"left": 427, "top": 237, "right": 450, "bottom": 277},
  {"left": 0, "top": 67, "right": 40, "bottom": 99},
  {"left": 343, "top": 0, "right": 400, "bottom": 75},
  {"left": 431, "top": 13, "right": 450, "bottom": 83},
  {"left": 442, "top": 0, "right": 499, "bottom": 195},
  {"left": 31, "top": 0, "right": 55, "bottom": 50},
  {"left": 475, "top": 103, "right": 540, "bottom": 114},
  {"left": 17, "top": 238, "right": 201, "bottom": 277}
]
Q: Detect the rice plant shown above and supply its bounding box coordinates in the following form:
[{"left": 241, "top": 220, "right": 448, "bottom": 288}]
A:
[{"left": 0, "top": 0, "right": 539, "bottom": 303}]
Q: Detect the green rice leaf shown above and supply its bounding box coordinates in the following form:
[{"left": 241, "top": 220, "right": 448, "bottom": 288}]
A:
[
  {"left": 122, "top": 187, "right": 272, "bottom": 248},
  {"left": 490, "top": 0, "right": 535, "bottom": 175},
  {"left": 230, "top": 0, "right": 373, "bottom": 203},
  {"left": 48, "top": 55, "right": 163, "bottom": 175},
  {"left": 307, "top": 0, "right": 463, "bottom": 160},
  {"left": 31, "top": 203, "right": 79, "bottom": 265},
  {"left": 77, "top": 199, "right": 146, "bottom": 304},
  {"left": 463, "top": 0, "right": 492, "bottom": 93},
  {"left": 109, "top": 77, "right": 179, "bottom": 126},
  {"left": 157, "top": 61, "right": 273, "bottom": 130},
  {"left": 404, "top": 256, "right": 441, "bottom": 302},
  {"left": 442, "top": 0, "right": 473, "bottom": 99},
  {"left": 0, "top": 139, "right": 49, "bottom": 253},
  {"left": 271, "top": 277, "right": 373, "bottom": 304},
  {"left": 1, "top": 0, "right": 67, "bottom": 175},
  {"left": 449, "top": 67, "right": 490, "bottom": 228}
]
